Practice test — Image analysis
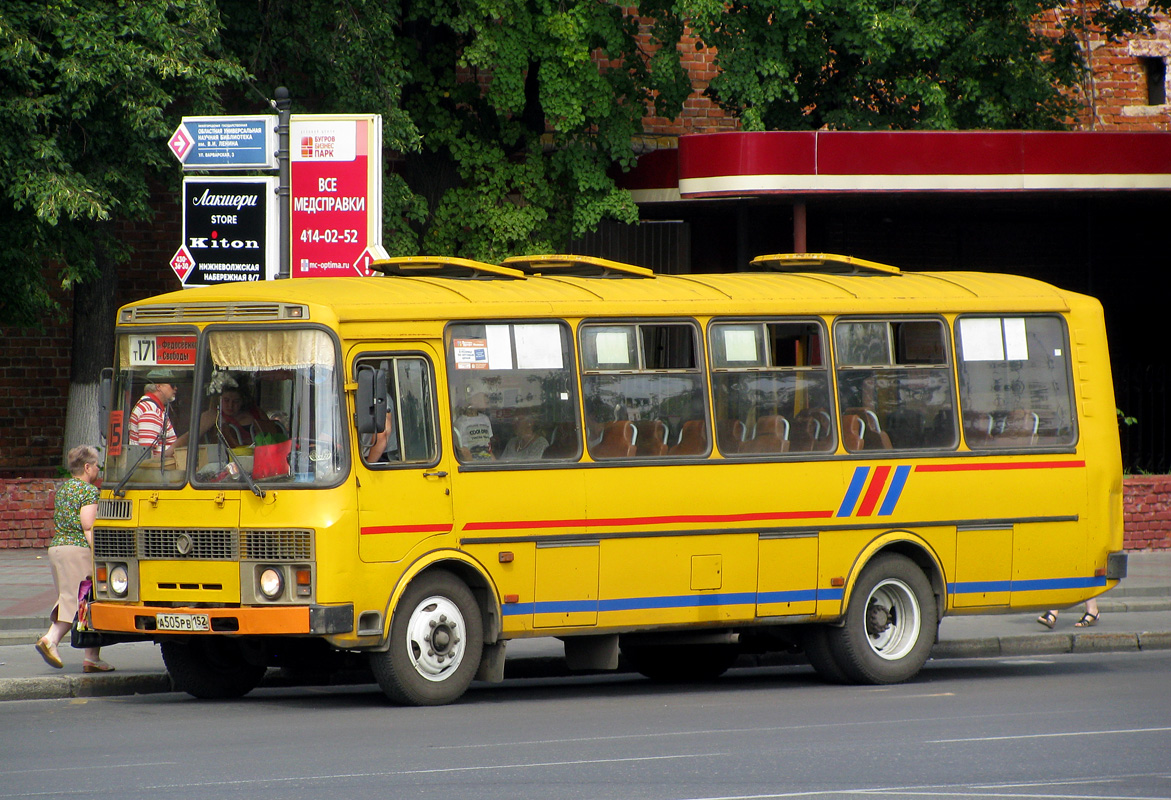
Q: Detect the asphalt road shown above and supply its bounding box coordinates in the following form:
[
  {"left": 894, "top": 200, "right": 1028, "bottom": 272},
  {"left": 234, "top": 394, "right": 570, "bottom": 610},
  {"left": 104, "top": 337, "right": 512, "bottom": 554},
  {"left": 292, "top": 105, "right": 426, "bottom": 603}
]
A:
[{"left": 2, "top": 650, "right": 1169, "bottom": 800}]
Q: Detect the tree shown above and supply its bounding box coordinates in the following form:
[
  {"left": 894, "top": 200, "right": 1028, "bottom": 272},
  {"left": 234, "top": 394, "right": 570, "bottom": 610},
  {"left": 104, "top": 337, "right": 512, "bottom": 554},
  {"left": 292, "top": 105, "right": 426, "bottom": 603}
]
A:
[
  {"left": 0, "top": 1, "right": 244, "bottom": 451},
  {"left": 679, "top": 0, "right": 1164, "bottom": 131},
  {"left": 217, "top": 0, "right": 690, "bottom": 261}
]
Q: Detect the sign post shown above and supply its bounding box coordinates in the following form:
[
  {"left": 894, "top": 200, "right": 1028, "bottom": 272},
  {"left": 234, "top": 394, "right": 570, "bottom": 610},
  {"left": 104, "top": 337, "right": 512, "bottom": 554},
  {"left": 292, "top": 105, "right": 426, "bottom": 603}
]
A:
[
  {"left": 173, "top": 177, "right": 280, "bottom": 286},
  {"left": 290, "top": 114, "right": 387, "bottom": 277}
]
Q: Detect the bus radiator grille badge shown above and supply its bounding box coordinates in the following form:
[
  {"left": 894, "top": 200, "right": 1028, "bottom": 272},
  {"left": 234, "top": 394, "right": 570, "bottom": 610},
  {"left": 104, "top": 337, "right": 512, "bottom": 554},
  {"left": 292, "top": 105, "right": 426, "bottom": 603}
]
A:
[{"left": 175, "top": 533, "right": 194, "bottom": 556}]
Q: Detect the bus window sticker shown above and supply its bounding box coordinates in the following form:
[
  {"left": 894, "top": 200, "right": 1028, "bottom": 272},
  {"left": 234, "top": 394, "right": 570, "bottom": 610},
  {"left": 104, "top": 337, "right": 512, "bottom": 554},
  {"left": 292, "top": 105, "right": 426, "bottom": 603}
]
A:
[
  {"left": 723, "top": 328, "right": 759, "bottom": 363},
  {"left": 514, "top": 324, "right": 563, "bottom": 369}
]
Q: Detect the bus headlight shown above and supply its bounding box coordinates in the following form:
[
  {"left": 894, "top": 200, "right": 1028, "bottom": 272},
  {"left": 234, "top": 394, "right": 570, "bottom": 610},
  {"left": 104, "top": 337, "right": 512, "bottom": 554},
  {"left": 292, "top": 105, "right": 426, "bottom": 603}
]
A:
[
  {"left": 109, "top": 564, "right": 129, "bottom": 598},
  {"left": 259, "top": 567, "right": 284, "bottom": 600}
]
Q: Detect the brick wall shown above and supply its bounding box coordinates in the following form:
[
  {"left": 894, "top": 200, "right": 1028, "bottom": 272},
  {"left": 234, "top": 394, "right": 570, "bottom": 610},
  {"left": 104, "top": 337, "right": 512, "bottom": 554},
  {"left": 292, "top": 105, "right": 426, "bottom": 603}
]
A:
[
  {"left": 5, "top": 475, "right": 1169, "bottom": 550},
  {"left": 1123, "top": 475, "right": 1171, "bottom": 550},
  {"left": 0, "top": 479, "right": 57, "bottom": 548}
]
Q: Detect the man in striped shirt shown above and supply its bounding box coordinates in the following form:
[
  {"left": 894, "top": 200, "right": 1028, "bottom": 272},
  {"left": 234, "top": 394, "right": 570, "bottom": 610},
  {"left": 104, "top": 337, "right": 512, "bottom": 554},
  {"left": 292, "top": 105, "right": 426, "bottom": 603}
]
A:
[{"left": 128, "top": 371, "right": 189, "bottom": 456}]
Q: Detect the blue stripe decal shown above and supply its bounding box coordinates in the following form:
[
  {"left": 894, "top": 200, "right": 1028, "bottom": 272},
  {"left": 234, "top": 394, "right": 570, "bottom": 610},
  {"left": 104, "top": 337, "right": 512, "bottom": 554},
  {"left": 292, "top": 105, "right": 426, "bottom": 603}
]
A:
[
  {"left": 816, "top": 588, "right": 844, "bottom": 601},
  {"left": 877, "top": 465, "right": 912, "bottom": 516},
  {"left": 947, "top": 575, "right": 1107, "bottom": 595},
  {"left": 598, "top": 592, "right": 757, "bottom": 612},
  {"left": 758, "top": 589, "right": 818, "bottom": 604},
  {"left": 837, "top": 466, "right": 870, "bottom": 517}
]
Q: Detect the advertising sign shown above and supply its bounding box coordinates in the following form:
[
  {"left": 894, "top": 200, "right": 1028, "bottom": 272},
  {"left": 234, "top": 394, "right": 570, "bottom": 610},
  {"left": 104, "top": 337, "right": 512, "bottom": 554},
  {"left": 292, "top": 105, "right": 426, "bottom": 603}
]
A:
[
  {"left": 175, "top": 177, "right": 279, "bottom": 287},
  {"left": 290, "top": 114, "right": 386, "bottom": 277},
  {"left": 169, "top": 116, "right": 277, "bottom": 170}
]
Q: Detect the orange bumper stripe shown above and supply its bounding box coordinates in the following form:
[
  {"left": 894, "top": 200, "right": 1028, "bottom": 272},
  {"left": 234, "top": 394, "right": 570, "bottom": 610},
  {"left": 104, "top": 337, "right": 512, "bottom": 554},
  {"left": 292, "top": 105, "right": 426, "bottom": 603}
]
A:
[{"left": 91, "top": 602, "right": 310, "bottom": 635}]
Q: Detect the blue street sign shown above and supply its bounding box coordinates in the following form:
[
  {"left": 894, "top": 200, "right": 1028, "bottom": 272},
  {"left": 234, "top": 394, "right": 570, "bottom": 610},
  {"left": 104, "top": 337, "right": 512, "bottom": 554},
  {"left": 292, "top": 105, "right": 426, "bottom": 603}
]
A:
[{"left": 169, "top": 116, "right": 277, "bottom": 170}]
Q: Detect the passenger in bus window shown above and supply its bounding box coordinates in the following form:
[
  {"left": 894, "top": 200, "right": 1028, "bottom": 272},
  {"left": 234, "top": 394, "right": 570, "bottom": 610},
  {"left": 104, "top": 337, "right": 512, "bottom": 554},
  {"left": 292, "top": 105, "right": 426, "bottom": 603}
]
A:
[
  {"left": 455, "top": 391, "right": 494, "bottom": 460},
  {"left": 361, "top": 401, "right": 395, "bottom": 464},
  {"left": 128, "top": 370, "right": 189, "bottom": 456},
  {"left": 501, "top": 413, "right": 549, "bottom": 460},
  {"left": 199, "top": 384, "right": 276, "bottom": 448}
]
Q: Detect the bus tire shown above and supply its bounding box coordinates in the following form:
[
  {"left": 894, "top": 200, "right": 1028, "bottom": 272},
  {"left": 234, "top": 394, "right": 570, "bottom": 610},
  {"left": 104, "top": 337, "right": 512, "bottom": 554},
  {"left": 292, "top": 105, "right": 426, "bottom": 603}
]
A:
[
  {"left": 371, "top": 571, "right": 484, "bottom": 706},
  {"left": 802, "top": 625, "right": 850, "bottom": 684},
  {"left": 160, "top": 638, "right": 267, "bottom": 699},
  {"left": 826, "top": 553, "right": 937, "bottom": 684},
  {"left": 621, "top": 642, "right": 738, "bottom": 683}
]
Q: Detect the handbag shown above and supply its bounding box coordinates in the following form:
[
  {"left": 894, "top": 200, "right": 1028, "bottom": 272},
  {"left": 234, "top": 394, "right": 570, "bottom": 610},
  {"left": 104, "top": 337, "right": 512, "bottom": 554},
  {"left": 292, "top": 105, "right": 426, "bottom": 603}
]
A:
[{"left": 70, "top": 578, "right": 106, "bottom": 649}]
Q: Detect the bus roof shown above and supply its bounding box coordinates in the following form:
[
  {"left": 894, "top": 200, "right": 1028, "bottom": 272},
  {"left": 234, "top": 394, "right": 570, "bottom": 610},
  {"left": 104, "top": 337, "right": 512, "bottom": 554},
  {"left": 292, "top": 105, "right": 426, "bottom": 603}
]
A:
[{"left": 119, "top": 258, "right": 1083, "bottom": 326}]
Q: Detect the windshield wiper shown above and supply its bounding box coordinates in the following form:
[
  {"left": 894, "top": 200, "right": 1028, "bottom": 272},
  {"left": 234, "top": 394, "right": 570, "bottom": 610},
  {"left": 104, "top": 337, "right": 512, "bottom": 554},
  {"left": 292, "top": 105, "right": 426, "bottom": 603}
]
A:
[
  {"left": 112, "top": 427, "right": 167, "bottom": 498},
  {"left": 213, "top": 421, "right": 266, "bottom": 499}
]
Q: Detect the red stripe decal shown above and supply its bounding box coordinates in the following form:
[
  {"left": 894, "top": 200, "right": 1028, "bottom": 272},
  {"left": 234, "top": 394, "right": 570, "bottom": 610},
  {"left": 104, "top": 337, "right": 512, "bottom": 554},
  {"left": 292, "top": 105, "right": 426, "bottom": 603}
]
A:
[
  {"left": 915, "top": 460, "right": 1085, "bottom": 473},
  {"left": 361, "top": 523, "right": 453, "bottom": 536},
  {"left": 462, "top": 509, "right": 834, "bottom": 532},
  {"left": 855, "top": 465, "right": 891, "bottom": 517}
]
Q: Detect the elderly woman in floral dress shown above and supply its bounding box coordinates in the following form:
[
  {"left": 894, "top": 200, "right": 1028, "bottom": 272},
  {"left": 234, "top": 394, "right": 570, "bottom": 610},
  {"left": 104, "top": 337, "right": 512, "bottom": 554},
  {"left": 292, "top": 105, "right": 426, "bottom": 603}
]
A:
[{"left": 35, "top": 445, "right": 114, "bottom": 673}]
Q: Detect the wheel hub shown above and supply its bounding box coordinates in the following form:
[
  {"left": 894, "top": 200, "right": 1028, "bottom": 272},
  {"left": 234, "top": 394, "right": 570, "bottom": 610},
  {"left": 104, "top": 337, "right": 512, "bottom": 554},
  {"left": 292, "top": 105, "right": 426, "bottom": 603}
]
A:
[{"left": 406, "top": 597, "right": 465, "bottom": 681}]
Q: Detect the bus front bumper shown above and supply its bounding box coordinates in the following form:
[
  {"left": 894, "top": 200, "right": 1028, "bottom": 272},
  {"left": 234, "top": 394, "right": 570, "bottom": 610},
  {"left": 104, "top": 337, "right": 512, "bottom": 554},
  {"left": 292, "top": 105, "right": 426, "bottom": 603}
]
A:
[{"left": 90, "top": 602, "right": 354, "bottom": 636}]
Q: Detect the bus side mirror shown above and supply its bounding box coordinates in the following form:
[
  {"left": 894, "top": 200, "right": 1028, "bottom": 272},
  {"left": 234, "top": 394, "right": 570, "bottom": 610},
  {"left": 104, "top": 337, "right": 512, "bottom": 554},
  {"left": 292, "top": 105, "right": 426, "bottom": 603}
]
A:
[
  {"left": 355, "top": 364, "right": 388, "bottom": 435},
  {"left": 99, "top": 368, "right": 113, "bottom": 435}
]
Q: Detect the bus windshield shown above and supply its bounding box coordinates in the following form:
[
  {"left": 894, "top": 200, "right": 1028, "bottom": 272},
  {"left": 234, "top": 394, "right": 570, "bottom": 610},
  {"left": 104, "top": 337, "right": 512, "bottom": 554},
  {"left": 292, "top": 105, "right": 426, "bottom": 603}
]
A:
[{"left": 106, "top": 328, "right": 344, "bottom": 489}]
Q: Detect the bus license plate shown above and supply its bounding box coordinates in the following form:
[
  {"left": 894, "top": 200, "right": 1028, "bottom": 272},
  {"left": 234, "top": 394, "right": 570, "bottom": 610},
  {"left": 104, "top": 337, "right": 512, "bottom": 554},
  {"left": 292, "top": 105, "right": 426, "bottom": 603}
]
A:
[{"left": 156, "top": 613, "right": 210, "bottom": 632}]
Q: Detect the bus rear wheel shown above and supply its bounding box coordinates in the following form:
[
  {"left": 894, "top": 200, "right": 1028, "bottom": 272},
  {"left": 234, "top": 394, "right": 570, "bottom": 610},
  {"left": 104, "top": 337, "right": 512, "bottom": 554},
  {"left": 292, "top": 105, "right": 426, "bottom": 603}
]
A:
[
  {"left": 371, "top": 571, "right": 484, "bottom": 706},
  {"left": 824, "top": 553, "right": 937, "bottom": 684},
  {"left": 160, "top": 638, "right": 267, "bottom": 699}
]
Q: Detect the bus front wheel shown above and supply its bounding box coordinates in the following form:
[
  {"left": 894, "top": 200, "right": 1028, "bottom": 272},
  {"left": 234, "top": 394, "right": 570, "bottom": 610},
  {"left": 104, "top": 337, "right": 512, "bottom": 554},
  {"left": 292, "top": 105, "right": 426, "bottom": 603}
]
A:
[
  {"left": 824, "top": 554, "right": 937, "bottom": 684},
  {"left": 371, "top": 571, "right": 484, "bottom": 706},
  {"left": 160, "top": 638, "right": 267, "bottom": 699}
]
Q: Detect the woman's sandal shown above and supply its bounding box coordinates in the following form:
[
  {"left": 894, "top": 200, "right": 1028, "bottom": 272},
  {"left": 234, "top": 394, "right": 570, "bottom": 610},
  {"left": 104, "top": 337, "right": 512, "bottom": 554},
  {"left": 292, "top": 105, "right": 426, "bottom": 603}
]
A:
[
  {"left": 1074, "top": 611, "right": 1100, "bottom": 628},
  {"left": 1036, "top": 611, "right": 1058, "bottom": 629}
]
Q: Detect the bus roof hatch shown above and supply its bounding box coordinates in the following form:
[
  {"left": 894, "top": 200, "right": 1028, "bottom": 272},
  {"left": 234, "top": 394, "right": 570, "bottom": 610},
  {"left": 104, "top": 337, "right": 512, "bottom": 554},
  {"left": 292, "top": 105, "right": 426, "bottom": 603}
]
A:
[
  {"left": 751, "top": 253, "right": 901, "bottom": 276},
  {"left": 371, "top": 256, "right": 525, "bottom": 279},
  {"left": 502, "top": 254, "right": 655, "bottom": 278}
]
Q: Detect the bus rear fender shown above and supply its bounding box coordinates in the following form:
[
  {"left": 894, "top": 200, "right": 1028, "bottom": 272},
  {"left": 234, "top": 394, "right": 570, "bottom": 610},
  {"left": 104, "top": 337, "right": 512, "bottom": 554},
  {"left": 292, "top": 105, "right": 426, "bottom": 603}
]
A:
[
  {"left": 368, "top": 549, "right": 501, "bottom": 653},
  {"left": 830, "top": 532, "right": 946, "bottom": 628}
]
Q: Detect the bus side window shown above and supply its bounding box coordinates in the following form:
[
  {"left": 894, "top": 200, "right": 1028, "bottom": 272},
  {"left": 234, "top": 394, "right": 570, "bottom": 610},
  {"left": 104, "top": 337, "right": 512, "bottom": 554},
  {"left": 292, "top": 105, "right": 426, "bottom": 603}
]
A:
[
  {"left": 709, "top": 320, "right": 832, "bottom": 457},
  {"left": 356, "top": 356, "right": 438, "bottom": 466},
  {"left": 446, "top": 322, "right": 582, "bottom": 464},
  {"left": 834, "top": 318, "right": 958, "bottom": 452},
  {"left": 956, "top": 316, "right": 1076, "bottom": 449},
  {"left": 580, "top": 321, "right": 708, "bottom": 459}
]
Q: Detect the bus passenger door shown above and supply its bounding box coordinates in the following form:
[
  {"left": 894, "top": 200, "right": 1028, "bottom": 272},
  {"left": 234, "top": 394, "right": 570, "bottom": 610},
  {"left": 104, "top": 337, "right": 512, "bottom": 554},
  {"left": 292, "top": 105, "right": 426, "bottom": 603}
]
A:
[{"left": 355, "top": 349, "right": 454, "bottom": 564}]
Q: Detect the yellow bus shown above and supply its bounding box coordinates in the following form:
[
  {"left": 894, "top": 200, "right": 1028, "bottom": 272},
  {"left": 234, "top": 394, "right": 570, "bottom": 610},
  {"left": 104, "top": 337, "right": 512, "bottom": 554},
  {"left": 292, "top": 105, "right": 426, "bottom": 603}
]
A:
[{"left": 91, "top": 253, "right": 1126, "bottom": 704}]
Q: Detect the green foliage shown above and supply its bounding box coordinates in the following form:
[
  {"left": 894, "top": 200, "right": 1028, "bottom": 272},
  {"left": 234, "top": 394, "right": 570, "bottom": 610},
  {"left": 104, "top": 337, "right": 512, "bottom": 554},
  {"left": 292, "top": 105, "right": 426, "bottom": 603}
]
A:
[
  {"left": 679, "top": 0, "right": 1158, "bottom": 131},
  {"left": 219, "top": 0, "right": 689, "bottom": 261},
  {"left": 0, "top": 0, "right": 245, "bottom": 328}
]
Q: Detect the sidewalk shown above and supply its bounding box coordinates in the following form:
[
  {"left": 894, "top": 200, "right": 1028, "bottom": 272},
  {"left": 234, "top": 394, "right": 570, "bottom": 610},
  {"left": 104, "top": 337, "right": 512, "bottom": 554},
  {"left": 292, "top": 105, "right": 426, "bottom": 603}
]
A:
[{"left": 2, "top": 548, "right": 1170, "bottom": 702}]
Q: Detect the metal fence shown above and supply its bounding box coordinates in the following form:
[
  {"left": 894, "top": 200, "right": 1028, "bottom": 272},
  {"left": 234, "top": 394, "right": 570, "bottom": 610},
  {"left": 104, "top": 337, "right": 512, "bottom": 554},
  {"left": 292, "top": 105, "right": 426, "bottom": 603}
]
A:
[{"left": 1115, "top": 363, "right": 1170, "bottom": 474}]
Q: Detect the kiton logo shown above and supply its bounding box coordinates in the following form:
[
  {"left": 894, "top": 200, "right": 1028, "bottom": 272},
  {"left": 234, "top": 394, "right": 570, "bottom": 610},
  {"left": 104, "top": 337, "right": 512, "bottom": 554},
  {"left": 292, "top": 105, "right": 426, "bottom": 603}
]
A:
[
  {"left": 191, "top": 189, "right": 260, "bottom": 210},
  {"left": 189, "top": 233, "right": 259, "bottom": 250}
]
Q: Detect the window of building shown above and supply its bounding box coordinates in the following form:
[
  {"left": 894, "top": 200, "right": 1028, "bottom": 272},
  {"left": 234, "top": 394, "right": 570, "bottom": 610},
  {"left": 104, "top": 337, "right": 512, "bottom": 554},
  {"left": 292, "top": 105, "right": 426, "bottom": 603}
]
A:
[{"left": 1142, "top": 56, "right": 1167, "bottom": 105}]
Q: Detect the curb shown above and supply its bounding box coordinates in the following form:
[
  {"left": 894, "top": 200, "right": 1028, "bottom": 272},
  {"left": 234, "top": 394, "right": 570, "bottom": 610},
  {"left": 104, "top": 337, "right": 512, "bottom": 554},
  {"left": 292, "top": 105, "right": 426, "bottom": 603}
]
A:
[{"left": 2, "top": 632, "right": 1169, "bottom": 703}]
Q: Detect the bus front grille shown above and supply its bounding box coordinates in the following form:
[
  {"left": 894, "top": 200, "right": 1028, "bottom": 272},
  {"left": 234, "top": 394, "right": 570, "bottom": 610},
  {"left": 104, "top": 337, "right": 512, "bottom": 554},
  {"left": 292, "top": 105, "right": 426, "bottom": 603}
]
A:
[
  {"left": 93, "top": 529, "right": 136, "bottom": 559},
  {"left": 140, "top": 529, "right": 238, "bottom": 560},
  {"left": 241, "top": 529, "right": 313, "bottom": 561},
  {"left": 96, "top": 499, "right": 132, "bottom": 520}
]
